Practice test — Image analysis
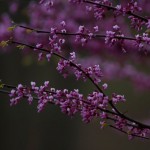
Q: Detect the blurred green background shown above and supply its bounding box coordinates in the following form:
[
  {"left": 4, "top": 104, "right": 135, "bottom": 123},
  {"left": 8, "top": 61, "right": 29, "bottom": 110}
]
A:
[{"left": 0, "top": 0, "right": 150, "bottom": 150}]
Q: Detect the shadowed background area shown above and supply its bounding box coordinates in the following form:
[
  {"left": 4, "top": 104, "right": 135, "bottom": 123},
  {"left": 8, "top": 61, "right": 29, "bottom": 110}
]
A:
[{"left": 0, "top": 0, "right": 150, "bottom": 150}]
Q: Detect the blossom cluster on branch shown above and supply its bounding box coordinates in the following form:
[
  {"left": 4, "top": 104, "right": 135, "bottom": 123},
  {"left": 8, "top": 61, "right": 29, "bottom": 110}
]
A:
[{"left": 0, "top": 0, "right": 150, "bottom": 140}]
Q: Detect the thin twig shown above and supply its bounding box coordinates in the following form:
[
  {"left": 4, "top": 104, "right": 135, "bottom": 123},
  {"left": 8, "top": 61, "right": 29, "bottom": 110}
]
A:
[
  {"left": 109, "top": 125, "right": 149, "bottom": 140},
  {"left": 18, "top": 25, "right": 139, "bottom": 41},
  {"left": 83, "top": 0, "right": 148, "bottom": 22}
]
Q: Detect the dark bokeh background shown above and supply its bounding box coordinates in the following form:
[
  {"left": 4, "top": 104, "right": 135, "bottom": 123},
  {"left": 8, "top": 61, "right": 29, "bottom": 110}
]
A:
[{"left": 0, "top": 0, "right": 150, "bottom": 150}]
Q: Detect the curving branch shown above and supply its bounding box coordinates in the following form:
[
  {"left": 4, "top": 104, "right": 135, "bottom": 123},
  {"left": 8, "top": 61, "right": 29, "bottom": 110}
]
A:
[
  {"left": 83, "top": 0, "right": 148, "bottom": 22},
  {"left": 4, "top": 39, "right": 150, "bottom": 132},
  {"left": 18, "top": 25, "right": 143, "bottom": 42},
  {"left": 0, "top": 84, "right": 149, "bottom": 140}
]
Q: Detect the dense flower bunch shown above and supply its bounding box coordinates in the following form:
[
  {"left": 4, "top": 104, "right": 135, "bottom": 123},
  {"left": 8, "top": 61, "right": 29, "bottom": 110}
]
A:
[
  {"left": 0, "top": 0, "right": 150, "bottom": 140},
  {"left": 2, "top": 80, "right": 150, "bottom": 140}
]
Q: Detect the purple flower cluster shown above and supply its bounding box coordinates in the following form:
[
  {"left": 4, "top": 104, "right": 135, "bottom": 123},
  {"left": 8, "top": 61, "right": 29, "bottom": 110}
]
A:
[
  {"left": 7, "top": 81, "right": 150, "bottom": 139},
  {"left": 9, "top": 84, "right": 33, "bottom": 106},
  {"left": 56, "top": 52, "right": 103, "bottom": 83}
]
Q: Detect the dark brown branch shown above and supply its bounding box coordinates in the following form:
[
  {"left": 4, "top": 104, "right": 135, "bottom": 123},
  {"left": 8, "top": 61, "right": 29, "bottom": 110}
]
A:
[
  {"left": 0, "top": 88, "right": 148, "bottom": 139},
  {"left": 83, "top": 0, "right": 148, "bottom": 22},
  {"left": 0, "top": 87, "right": 144, "bottom": 129},
  {"left": 5, "top": 40, "right": 150, "bottom": 130},
  {"left": 18, "top": 25, "right": 139, "bottom": 42},
  {"left": 3, "top": 84, "right": 116, "bottom": 116},
  {"left": 10, "top": 40, "right": 103, "bottom": 93},
  {"left": 109, "top": 125, "right": 149, "bottom": 140}
]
